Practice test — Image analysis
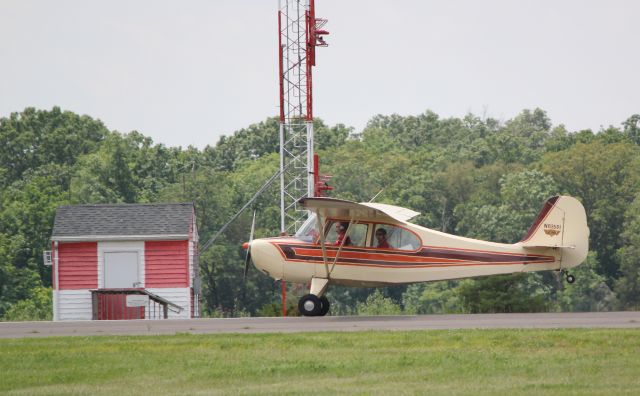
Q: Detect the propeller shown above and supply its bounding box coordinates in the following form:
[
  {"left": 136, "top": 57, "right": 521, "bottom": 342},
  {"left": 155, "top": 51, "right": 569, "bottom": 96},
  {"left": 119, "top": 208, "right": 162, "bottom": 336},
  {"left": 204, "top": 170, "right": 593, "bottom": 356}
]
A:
[{"left": 243, "top": 209, "right": 257, "bottom": 283}]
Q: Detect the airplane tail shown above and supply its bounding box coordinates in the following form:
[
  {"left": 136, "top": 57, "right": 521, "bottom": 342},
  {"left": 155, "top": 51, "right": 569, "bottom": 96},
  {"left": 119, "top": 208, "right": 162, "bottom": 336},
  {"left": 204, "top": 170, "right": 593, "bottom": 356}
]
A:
[{"left": 518, "top": 195, "right": 589, "bottom": 269}]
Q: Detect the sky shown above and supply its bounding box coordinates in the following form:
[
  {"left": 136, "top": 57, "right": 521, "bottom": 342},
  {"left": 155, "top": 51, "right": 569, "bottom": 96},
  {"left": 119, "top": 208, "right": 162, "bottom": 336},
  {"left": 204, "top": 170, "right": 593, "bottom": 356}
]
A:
[{"left": 1, "top": 0, "right": 638, "bottom": 148}]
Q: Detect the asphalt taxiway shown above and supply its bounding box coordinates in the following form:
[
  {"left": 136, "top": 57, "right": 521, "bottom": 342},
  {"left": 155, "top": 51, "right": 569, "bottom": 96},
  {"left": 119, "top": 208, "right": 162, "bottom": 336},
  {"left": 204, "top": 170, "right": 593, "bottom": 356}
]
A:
[{"left": 1, "top": 311, "right": 639, "bottom": 338}]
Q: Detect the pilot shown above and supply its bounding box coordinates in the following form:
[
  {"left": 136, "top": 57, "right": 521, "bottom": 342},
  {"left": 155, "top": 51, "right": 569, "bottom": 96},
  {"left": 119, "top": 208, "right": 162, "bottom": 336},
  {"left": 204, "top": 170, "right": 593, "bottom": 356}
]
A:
[
  {"left": 334, "top": 222, "right": 352, "bottom": 246},
  {"left": 375, "top": 228, "right": 390, "bottom": 249}
]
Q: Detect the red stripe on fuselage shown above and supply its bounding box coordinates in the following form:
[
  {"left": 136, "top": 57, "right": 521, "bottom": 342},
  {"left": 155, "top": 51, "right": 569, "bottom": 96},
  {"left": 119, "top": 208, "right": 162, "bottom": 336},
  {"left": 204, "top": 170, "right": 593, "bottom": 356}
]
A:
[
  {"left": 292, "top": 247, "right": 466, "bottom": 263},
  {"left": 279, "top": 257, "right": 554, "bottom": 269},
  {"left": 271, "top": 242, "right": 555, "bottom": 269}
]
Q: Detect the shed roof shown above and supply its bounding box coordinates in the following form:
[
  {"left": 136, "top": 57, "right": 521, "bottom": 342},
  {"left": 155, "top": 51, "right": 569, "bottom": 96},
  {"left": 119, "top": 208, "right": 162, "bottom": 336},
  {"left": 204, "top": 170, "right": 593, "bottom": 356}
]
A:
[{"left": 52, "top": 203, "right": 194, "bottom": 241}]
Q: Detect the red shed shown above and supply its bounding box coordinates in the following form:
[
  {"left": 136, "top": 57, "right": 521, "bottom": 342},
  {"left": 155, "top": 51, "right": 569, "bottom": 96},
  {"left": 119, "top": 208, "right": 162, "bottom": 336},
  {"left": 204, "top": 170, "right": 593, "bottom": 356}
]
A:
[{"left": 50, "top": 203, "right": 199, "bottom": 321}]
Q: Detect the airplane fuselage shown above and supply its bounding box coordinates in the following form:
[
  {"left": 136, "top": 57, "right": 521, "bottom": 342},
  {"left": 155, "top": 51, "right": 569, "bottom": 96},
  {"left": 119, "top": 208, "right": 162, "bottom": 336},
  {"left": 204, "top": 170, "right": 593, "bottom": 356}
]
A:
[{"left": 250, "top": 220, "right": 567, "bottom": 287}]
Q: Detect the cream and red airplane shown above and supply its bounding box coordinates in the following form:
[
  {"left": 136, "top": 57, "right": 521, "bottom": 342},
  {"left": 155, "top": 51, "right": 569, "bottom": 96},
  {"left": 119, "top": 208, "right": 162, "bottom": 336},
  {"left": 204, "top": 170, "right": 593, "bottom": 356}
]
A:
[{"left": 245, "top": 195, "right": 589, "bottom": 316}]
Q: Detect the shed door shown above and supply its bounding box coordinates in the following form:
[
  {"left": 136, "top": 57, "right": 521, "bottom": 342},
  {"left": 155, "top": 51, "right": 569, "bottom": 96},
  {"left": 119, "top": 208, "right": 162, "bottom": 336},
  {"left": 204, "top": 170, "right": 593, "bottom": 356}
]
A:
[{"left": 104, "top": 252, "right": 139, "bottom": 288}]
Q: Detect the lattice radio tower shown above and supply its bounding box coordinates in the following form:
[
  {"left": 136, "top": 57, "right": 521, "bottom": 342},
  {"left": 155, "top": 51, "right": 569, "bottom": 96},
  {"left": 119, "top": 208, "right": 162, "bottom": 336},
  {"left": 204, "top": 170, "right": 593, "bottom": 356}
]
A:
[{"left": 278, "top": 0, "right": 328, "bottom": 233}]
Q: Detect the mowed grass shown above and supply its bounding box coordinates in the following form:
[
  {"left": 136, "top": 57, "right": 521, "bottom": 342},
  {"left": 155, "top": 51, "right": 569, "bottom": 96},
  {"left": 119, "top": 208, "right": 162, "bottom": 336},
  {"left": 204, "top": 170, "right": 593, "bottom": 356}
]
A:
[{"left": 1, "top": 329, "right": 639, "bottom": 395}]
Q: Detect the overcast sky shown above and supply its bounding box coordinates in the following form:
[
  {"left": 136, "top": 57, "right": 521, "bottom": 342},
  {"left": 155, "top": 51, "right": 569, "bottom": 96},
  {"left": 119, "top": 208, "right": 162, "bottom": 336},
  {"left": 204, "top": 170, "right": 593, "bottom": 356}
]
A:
[{"left": 1, "top": 0, "right": 638, "bottom": 148}]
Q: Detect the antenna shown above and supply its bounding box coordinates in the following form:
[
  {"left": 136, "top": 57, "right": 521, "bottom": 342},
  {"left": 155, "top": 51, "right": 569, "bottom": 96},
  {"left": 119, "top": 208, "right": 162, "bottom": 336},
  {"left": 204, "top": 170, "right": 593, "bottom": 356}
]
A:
[
  {"left": 369, "top": 189, "right": 384, "bottom": 203},
  {"left": 278, "top": 0, "right": 329, "bottom": 234}
]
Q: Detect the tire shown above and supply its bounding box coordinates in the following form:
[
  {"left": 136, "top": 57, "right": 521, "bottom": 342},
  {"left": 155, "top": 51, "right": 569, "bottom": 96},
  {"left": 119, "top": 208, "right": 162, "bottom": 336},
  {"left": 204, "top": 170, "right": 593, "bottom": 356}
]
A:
[
  {"left": 566, "top": 274, "right": 576, "bottom": 284},
  {"left": 298, "top": 294, "right": 322, "bottom": 317},
  {"left": 318, "top": 296, "right": 330, "bottom": 316}
]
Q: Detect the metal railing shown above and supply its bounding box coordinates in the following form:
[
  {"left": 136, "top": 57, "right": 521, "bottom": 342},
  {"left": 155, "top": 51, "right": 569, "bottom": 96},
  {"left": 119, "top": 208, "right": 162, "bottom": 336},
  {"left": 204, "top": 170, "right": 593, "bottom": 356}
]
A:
[{"left": 91, "top": 288, "right": 183, "bottom": 320}]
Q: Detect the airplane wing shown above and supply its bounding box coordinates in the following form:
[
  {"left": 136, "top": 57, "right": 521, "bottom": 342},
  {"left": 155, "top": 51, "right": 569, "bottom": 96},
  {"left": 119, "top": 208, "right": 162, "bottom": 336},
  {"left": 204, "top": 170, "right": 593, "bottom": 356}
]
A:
[
  {"left": 299, "top": 197, "right": 420, "bottom": 223},
  {"left": 361, "top": 202, "right": 420, "bottom": 222}
]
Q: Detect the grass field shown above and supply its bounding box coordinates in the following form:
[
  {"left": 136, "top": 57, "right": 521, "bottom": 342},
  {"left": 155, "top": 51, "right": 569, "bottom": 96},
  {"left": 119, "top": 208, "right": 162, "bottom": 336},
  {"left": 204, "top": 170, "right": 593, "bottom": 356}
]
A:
[{"left": 1, "top": 329, "right": 639, "bottom": 395}]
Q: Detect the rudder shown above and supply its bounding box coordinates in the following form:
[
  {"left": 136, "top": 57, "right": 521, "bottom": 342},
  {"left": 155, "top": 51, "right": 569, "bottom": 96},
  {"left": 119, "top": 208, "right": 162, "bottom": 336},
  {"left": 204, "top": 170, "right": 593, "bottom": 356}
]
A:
[{"left": 519, "top": 195, "right": 589, "bottom": 269}]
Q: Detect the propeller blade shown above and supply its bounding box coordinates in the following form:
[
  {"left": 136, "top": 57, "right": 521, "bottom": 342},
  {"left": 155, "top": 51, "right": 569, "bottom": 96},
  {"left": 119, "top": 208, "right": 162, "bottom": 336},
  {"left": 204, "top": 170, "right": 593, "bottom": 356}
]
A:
[
  {"left": 243, "top": 250, "right": 251, "bottom": 281},
  {"left": 243, "top": 209, "right": 257, "bottom": 282}
]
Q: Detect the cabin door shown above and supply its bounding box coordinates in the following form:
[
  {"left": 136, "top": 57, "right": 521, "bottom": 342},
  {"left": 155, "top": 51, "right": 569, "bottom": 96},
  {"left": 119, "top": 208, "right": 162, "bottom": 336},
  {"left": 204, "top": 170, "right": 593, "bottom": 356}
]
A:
[{"left": 104, "top": 251, "right": 139, "bottom": 288}]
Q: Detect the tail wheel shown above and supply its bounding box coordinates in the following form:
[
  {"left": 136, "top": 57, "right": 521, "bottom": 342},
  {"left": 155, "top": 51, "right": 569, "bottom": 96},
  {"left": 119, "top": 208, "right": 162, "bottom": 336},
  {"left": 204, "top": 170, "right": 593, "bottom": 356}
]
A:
[
  {"left": 318, "top": 296, "right": 330, "bottom": 316},
  {"left": 560, "top": 270, "right": 576, "bottom": 284},
  {"left": 298, "top": 294, "right": 321, "bottom": 317}
]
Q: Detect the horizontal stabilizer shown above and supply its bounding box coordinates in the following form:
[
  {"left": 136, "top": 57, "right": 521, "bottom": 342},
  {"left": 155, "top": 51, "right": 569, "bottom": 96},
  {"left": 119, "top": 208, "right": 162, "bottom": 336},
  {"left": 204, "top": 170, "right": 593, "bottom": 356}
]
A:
[{"left": 523, "top": 244, "right": 575, "bottom": 249}]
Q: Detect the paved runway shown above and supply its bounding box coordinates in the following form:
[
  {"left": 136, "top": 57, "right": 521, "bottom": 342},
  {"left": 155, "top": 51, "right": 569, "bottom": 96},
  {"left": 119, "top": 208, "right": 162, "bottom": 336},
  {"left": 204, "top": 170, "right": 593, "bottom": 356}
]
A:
[{"left": 1, "top": 311, "right": 639, "bottom": 338}]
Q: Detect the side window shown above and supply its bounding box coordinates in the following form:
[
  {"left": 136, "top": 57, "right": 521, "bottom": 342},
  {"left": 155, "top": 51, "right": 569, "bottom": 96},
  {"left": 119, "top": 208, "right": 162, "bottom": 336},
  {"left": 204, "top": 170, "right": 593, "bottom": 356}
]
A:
[
  {"left": 325, "top": 221, "right": 369, "bottom": 247},
  {"left": 295, "top": 213, "right": 319, "bottom": 243},
  {"left": 373, "top": 224, "right": 421, "bottom": 251},
  {"left": 349, "top": 223, "right": 369, "bottom": 247}
]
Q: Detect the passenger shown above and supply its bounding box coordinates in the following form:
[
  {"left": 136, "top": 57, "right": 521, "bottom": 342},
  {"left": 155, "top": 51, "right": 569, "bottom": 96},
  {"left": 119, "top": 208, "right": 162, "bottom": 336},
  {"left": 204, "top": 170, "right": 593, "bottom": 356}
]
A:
[
  {"left": 334, "top": 222, "right": 352, "bottom": 246},
  {"left": 375, "top": 228, "right": 390, "bottom": 249}
]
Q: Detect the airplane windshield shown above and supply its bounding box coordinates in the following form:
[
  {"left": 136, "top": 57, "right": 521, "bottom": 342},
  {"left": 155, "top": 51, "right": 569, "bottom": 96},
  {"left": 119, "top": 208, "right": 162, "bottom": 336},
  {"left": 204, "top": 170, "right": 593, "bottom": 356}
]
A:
[{"left": 295, "top": 213, "right": 319, "bottom": 243}]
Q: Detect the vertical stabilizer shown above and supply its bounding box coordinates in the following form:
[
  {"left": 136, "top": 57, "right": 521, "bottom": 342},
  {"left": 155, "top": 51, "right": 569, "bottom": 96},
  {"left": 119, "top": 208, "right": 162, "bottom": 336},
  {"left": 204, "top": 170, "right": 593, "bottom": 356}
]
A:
[{"left": 519, "top": 195, "right": 589, "bottom": 268}]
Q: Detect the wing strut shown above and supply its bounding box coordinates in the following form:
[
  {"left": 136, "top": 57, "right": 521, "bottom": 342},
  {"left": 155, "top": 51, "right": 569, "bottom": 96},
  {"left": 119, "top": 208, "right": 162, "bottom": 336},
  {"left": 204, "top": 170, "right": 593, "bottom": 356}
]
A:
[
  {"left": 314, "top": 213, "right": 356, "bottom": 278},
  {"left": 315, "top": 210, "right": 330, "bottom": 278},
  {"left": 330, "top": 217, "right": 355, "bottom": 274}
]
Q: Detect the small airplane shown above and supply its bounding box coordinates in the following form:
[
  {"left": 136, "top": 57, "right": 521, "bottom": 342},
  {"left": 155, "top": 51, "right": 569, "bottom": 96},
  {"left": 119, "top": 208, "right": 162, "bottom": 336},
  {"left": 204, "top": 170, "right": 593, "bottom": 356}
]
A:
[{"left": 244, "top": 195, "right": 589, "bottom": 316}]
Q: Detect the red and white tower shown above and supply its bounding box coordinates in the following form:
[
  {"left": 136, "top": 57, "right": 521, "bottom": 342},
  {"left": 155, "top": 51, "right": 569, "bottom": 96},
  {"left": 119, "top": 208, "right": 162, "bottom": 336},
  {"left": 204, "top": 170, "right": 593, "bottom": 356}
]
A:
[{"left": 278, "top": 0, "right": 329, "bottom": 233}]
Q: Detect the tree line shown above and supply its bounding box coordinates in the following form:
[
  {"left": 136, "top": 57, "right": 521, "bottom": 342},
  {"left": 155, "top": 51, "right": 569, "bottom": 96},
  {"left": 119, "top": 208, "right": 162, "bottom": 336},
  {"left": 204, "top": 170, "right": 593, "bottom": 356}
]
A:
[{"left": 0, "top": 106, "right": 639, "bottom": 319}]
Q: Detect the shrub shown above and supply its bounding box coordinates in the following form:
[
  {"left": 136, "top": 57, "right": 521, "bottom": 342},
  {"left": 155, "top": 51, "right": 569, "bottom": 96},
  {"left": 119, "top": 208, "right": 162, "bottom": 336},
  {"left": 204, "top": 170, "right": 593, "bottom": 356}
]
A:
[
  {"left": 356, "top": 290, "right": 402, "bottom": 315},
  {"left": 2, "top": 287, "right": 52, "bottom": 321}
]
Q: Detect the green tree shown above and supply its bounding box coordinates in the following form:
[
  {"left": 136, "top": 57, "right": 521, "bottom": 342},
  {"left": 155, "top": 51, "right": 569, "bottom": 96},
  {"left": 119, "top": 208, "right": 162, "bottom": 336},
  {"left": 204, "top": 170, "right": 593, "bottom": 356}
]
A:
[
  {"left": 356, "top": 290, "right": 403, "bottom": 315},
  {"left": 541, "top": 141, "right": 640, "bottom": 280},
  {"left": 458, "top": 274, "right": 550, "bottom": 313},
  {"left": 402, "top": 282, "right": 463, "bottom": 314},
  {"left": 0, "top": 107, "right": 107, "bottom": 186},
  {"left": 0, "top": 234, "right": 41, "bottom": 316},
  {"left": 71, "top": 132, "right": 184, "bottom": 204},
  {"left": 455, "top": 170, "right": 558, "bottom": 243},
  {"left": 1, "top": 286, "right": 52, "bottom": 321},
  {"left": 615, "top": 194, "right": 640, "bottom": 308},
  {"left": 487, "top": 108, "right": 552, "bottom": 164},
  {"left": 623, "top": 114, "right": 640, "bottom": 145},
  {"left": 0, "top": 166, "right": 69, "bottom": 290}
]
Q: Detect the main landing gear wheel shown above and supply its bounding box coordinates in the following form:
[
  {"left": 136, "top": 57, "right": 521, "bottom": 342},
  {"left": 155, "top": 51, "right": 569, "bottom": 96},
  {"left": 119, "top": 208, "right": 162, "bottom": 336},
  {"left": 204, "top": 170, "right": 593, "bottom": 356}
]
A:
[
  {"left": 298, "top": 294, "right": 321, "bottom": 317},
  {"left": 560, "top": 270, "right": 576, "bottom": 284},
  {"left": 318, "top": 296, "right": 330, "bottom": 317}
]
